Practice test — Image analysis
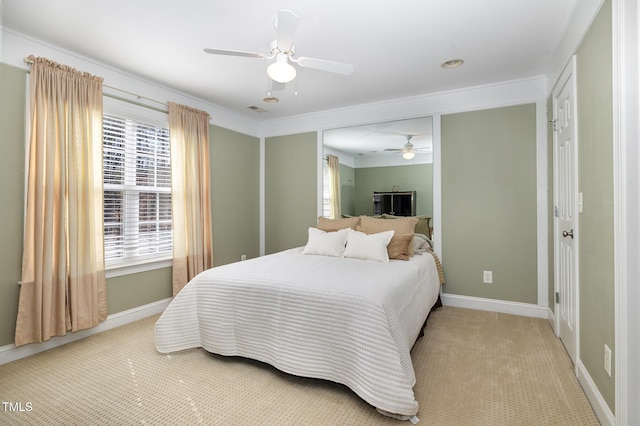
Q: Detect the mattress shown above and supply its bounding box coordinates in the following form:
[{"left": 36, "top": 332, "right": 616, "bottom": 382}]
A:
[{"left": 155, "top": 247, "right": 441, "bottom": 418}]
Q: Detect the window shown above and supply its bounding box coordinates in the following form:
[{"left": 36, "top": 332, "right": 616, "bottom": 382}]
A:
[
  {"left": 322, "top": 157, "right": 331, "bottom": 218},
  {"left": 103, "top": 114, "right": 172, "bottom": 269}
]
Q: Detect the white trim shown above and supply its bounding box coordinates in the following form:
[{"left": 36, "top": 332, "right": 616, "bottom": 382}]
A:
[
  {"left": 353, "top": 152, "right": 432, "bottom": 169},
  {"left": 546, "top": 0, "right": 605, "bottom": 96},
  {"left": 550, "top": 56, "right": 579, "bottom": 363},
  {"left": 105, "top": 258, "right": 172, "bottom": 279},
  {"left": 0, "top": 298, "right": 171, "bottom": 366},
  {"left": 259, "top": 136, "right": 266, "bottom": 257},
  {"left": 440, "top": 293, "right": 548, "bottom": 319},
  {"left": 316, "top": 131, "right": 324, "bottom": 218},
  {"left": 613, "top": 0, "right": 640, "bottom": 424},
  {"left": 547, "top": 307, "right": 557, "bottom": 334},
  {"left": 260, "top": 76, "right": 546, "bottom": 138},
  {"left": 536, "top": 100, "right": 549, "bottom": 307},
  {"left": 576, "top": 360, "right": 616, "bottom": 426},
  {"left": 1, "top": 28, "right": 260, "bottom": 137},
  {"left": 570, "top": 53, "right": 581, "bottom": 370},
  {"left": 103, "top": 95, "right": 168, "bottom": 127},
  {"left": 431, "top": 114, "right": 442, "bottom": 260},
  {"left": 324, "top": 146, "right": 355, "bottom": 168}
]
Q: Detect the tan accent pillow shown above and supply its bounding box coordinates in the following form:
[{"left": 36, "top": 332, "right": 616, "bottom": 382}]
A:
[
  {"left": 358, "top": 215, "right": 418, "bottom": 235},
  {"left": 358, "top": 216, "right": 418, "bottom": 256},
  {"left": 387, "top": 234, "right": 413, "bottom": 260},
  {"left": 382, "top": 214, "right": 431, "bottom": 238},
  {"left": 317, "top": 216, "right": 360, "bottom": 231}
]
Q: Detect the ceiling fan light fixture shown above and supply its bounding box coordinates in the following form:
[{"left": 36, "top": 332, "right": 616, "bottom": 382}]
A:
[
  {"left": 402, "top": 151, "right": 415, "bottom": 160},
  {"left": 268, "top": 53, "right": 296, "bottom": 83}
]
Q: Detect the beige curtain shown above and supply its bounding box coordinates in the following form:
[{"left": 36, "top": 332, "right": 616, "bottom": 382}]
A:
[
  {"left": 169, "top": 102, "right": 213, "bottom": 295},
  {"left": 327, "top": 154, "right": 341, "bottom": 219},
  {"left": 15, "top": 56, "right": 107, "bottom": 347}
]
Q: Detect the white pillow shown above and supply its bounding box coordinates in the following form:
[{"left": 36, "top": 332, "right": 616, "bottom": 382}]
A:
[
  {"left": 302, "top": 227, "right": 349, "bottom": 257},
  {"left": 343, "top": 229, "right": 394, "bottom": 263}
]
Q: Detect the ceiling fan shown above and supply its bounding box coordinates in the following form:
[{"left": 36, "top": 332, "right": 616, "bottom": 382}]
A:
[
  {"left": 384, "top": 135, "right": 431, "bottom": 160},
  {"left": 204, "top": 10, "right": 354, "bottom": 84}
]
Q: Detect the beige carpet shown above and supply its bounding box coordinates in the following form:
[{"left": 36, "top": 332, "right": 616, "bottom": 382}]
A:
[{"left": 0, "top": 306, "right": 598, "bottom": 425}]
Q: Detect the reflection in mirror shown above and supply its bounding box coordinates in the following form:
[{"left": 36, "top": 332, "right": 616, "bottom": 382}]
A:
[{"left": 322, "top": 117, "right": 433, "bottom": 232}]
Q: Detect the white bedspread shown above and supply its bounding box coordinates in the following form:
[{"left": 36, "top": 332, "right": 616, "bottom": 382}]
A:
[{"left": 155, "top": 247, "right": 441, "bottom": 417}]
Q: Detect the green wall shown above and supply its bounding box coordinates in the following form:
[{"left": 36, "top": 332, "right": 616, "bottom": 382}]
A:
[
  {"left": 210, "top": 126, "right": 260, "bottom": 265},
  {"left": 441, "top": 104, "right": 538, "bottom": 304},
  {"left": 265, "top": 132, "right": 318, "bottom": 254},
  {"left": 339, "top": 163, "right": 356, "bottom": 216},
  {"left": 575, "top": 0, "right": 615, "bottom": 410},
  {"left": 354, "top": 164, "right": 433, "bottom": 217},
  {"left": 106, "top": 268, "right": 172, "bottom": 312},
  {"left": 0, "top": 64, "right": 261, "bottom": 347},
  {"left": 0, "top": 64, "right": 27, "bottom": 347}
]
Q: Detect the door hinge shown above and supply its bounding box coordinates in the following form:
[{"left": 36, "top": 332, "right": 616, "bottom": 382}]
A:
[
  {"left": 554, "top": 206, "right": 560, "bottom": 217},
  {"left": 555, "top": 292, "right": 560, "bottom": 304},
  {"left": 549, "top": 119, "right": 559, "bottom": 132}
]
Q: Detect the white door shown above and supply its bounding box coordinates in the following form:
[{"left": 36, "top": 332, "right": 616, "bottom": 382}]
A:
[{"left": 553, "top": 57, "right": 578, "bottom": 364}]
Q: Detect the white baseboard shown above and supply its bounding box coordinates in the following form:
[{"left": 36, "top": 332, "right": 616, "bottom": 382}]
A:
[
  {"left": 0, "top": 297, "right": 172, "bottom": 366},
  {"left": 547, "top": 307, "right": 558, "bottom": 335},
  {"left": 576, "top": 359, "right": 615, "bottom": 426},
  {"left": 441, "top": 293, "right": 549, "bottom": 319}
]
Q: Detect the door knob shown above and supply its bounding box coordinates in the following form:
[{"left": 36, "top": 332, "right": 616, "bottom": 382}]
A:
[{"left": 562, "top": 229, "right": 574, "bottom": 239}]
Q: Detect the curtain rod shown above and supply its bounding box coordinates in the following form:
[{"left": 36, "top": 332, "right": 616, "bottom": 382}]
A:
[
  {"left": 104, "top": 92, "right": 168, "bottom": 114},
  {"left": 23, "top": 57, "right": 169, "bottom": 114}
]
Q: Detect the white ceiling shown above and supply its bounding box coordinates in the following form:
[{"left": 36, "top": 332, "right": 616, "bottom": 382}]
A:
[{"left": 3, "top": 0, "right": 580, "bottom": 121}]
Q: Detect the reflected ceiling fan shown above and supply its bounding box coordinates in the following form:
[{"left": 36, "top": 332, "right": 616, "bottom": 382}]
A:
[
  {"left": 204, "top": 10, "right": 354, "bottom": 85},
  {"left": 384, "top": 135, "right": 431, "bottom": 160}
]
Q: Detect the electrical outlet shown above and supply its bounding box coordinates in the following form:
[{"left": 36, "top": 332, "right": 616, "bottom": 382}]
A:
[
  {"left": 483, "top": 270, "right": 493, "bottom": 284},
  {"left": 604, "top": 344, "right": 612, "bottom": 377},
  {"left": 241, "top": 254, "right": 247, "bottom": 261}
]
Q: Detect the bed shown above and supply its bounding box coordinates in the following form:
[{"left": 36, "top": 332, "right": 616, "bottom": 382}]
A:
[{"left": 155, "top": 218, "right": 443, "bottom": 422}]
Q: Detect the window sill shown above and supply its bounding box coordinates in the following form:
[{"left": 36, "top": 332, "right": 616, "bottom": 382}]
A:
[{"left": 106, "top": 257, "right": 172, "bottom": 279}]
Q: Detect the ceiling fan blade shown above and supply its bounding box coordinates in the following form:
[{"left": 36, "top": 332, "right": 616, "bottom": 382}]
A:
[
  {"left": 384, "top": 148, "right": 403, "bottom": 152},
  {"left": 295, "top": 57, "right": 354, "bottom": 75},
  {"left": 204, "top": 48, "right": 267, "bottom": 59},
  {"left": 275, "top": 10, "right": 298, "bottom": 52}
]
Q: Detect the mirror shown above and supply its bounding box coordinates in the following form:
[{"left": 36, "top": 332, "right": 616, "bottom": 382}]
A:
[{"left": 323, "top": 116, "right": 433, "bottom": 221}]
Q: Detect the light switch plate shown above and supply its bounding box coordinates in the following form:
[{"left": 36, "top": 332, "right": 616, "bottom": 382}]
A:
[
  {"left": 604, "top": 344, "right": 612, "bottom": 377},
  {"left": 578, "top": 192, "right": 583, "bottom": 213}
]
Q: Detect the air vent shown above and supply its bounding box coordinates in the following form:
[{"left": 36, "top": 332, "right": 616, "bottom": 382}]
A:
[{"left": 247, "top": 105, "right": 268, "bottom": 113}]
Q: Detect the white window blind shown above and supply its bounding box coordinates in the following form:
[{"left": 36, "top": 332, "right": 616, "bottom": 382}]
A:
[
  {"left": 322, "top": 158, "right": 331, "bottom": 218},
  {"left": 103, "top": 114, "right": 172, "bottom": 268}
]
